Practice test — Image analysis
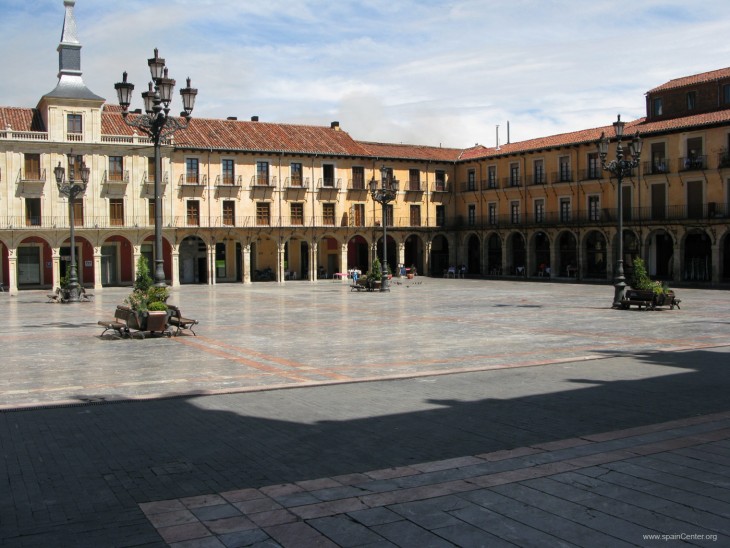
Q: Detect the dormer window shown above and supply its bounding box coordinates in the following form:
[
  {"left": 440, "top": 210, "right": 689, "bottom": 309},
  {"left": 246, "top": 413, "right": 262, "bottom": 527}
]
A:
[
  {"left": 67, "top": 113, "right": 82, "bottom": 135},
  {"left": 687, "top": 91, "right": 696, "bottom": 111},
  {"left": 652, "top": 97, "right": 663, "bottom": 117},
  {"left": 724, "top": 84, "right": 730, "bottom": 105}
]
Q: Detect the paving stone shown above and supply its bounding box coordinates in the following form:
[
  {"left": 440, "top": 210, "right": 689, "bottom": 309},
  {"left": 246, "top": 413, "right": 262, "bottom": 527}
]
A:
[{"left": 309, "top": 515, "right": 385, "bottom": 547}]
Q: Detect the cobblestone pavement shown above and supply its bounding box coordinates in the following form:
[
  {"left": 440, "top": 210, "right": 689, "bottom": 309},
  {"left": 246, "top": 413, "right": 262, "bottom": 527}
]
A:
[{"left": 0, "top": 279, "right": 728, "bottom": 546}]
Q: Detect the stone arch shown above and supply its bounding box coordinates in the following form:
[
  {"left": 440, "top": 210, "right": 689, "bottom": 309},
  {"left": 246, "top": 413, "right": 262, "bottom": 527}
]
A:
[
  {"left": 486, "top": 232, "right": 502, "bottom": 275},
  {"left": 583, "top": 230, "right": 608, "bottom": 280},
  {"left": 681, "top": 228, "right": 712, "bottom": 282},
  {"left": 506, "top": 231, "right": 526, "bottom": 275},
  {"left": 430, "top": 233, "right": 450, "bottom": 276}
]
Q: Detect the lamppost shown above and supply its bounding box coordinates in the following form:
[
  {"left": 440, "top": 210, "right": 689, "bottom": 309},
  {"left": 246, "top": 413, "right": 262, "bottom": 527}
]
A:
[
  {"left": 54, "top": 155, "right": 90, "bottom": 303},
  {"left": 369, "top": 165, "right": 399, "bottom": 291},
  {"left": 114, "top": 48, "right": 197, "bottom": 287},
  {"left": 598, "top": 114, "right": 642, "bottom": 308}
]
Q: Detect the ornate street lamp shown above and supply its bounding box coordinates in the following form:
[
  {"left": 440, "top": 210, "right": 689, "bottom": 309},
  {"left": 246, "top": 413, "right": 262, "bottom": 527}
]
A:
[
  {"left": 54, "top": 155, "right": 90, "bottom": 303},
  {"left": 114, "top": 48, "right": 198, "bottom": 287},
  {"left": 369, "top": 165, "right": 399, "bottom": 291},
  {"left": 598, "top": 114, "right": 642, "bottom": 308}
]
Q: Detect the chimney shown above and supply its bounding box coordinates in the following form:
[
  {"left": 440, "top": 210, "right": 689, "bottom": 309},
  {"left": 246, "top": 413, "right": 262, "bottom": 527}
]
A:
[
  {"left": 227, "top": 116, "right": 237, "bottom": 121},
  {"left": 331, "top": 121, "right": 340, "bottom": 131},
  {"left": 251, "top": 116, "right": 259, "bottom": 122}
]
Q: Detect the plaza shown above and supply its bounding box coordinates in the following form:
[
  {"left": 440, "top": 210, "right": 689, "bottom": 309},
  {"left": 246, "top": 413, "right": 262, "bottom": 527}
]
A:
[{"left": 1, "top": 278, "right": 729, "bottom": 546}]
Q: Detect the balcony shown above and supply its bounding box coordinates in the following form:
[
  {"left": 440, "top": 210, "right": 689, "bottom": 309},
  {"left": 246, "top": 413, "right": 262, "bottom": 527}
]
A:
[
  {"left": 215, "top": 174, "right": 243, "bottom": 187},
  {"left": 678, "top": 155, "right": 706, "bottom": 172},
  {"left": 317, "top": 178, "right": 340, "bottom": 189},
  {"left": 180, "top": 174, "right": 208, "bottom": 186},
  {"left": 347, "top": 178, "right": 368, "bottom": 191},
  {"left": 459, "top": 181, "right": 479, "bottom": 192},
  {"left": 404, "top": 180, "right": 424, "bottom": 193},
  {"left": 17, "top": 169, "right": 46, "bottom": 194},
  {"left": 579, "top": 167, "right": 602, "bottom": 181},
  {"left": 503, "top": 175, "right": 521, "bottom": 188},
  {"left": 530, "top": 172, "right": 546, "bottom": 185},
  {"left": 251, "top": 175, "right": 275, "bottom": 188},
  {"left": 552, "top": 169, "right": 573, "bottom": 184},
  {"left": 432, "top": 181, "right": 449, "bottom": 192},
  {"left": 481, "top": 178, "right": 499, "bottom": 190},
  {"left": 102, "top": 170, "right": 130, "bottom": 185}
]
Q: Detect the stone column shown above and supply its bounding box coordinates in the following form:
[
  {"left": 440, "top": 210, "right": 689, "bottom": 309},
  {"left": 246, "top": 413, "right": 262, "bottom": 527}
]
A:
[
  {"left": 51, "top": 246, "right": 61, "bottom": 289},
  {"left": 132, "top": 245, "right": 141, "bottom": 283},
  {"left": 7, "top": 247, "right": 18, "bottom": 296},
  {"left": 310, "top": 241, "right": 318, "bottom": 281},
  {"left": 93, "top": 246, "right": 103, "bottom": 290},
  {"left": 278, "top": 240, "right": 286, "bottom": 283},
  {"left": 340, "top": 243, "right": 348, "bottom": 275},
  {"left": 397, "top": 241, "right": 406, "bottom": 276},
  {"left": 171, "top": 246, "right": 180, "bottom": 287},
  {"left": 208, "top": 243, "right": 216, "bottom": 285},
  {"left": 242, "top": 244, "right": 252, "bottom": 284}
]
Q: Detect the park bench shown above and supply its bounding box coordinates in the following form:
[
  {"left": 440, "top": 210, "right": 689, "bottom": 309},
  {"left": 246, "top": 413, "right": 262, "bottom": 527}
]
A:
[
  {"left": 98, "top": 305, "right": 135, "bottom": 338},
  {"left": 621, "top": 290, "right": 681, "bottom": 311},
  {"left": 167, "top": 304, "right": 198, "bottom": 336},
  {"left": 47, "top": 287, "right": 62, "bottom": 303}
]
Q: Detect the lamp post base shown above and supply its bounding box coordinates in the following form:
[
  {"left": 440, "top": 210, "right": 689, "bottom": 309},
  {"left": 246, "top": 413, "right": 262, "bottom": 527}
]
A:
[{"left": 612, "top": 279, "right": 627, "bottom": 308}]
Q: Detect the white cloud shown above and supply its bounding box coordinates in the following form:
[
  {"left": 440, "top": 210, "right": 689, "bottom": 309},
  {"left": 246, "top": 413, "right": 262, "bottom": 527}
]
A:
[{"left": 1, "top": 0, "right": 730, "bottom": 149}]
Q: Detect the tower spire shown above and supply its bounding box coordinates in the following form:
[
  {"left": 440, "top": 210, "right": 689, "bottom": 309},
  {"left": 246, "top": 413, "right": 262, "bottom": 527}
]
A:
[{"left": 42, "top": 0, "right": 104, "bottom": 101}]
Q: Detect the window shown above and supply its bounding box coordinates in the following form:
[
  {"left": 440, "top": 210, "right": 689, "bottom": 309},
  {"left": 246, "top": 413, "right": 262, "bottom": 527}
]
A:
[
  {"left": 435, "top": 170, "right": 446, "bottom": 191},
  {"left": 384, "top": 204, "right": 394, "bottom": 226},
  {"left": 147, "top": 157, "right": 156, "bottom": 183},
  {"left": 652, "top": 97, "right": 663, "bottom": 117},
  {"left": 187, "top": 200, "right": 200, "bottom": 226},
  {"left": 509, "top": 163, "right": 520, "bottom": 186},
  {"left": 409, "top": 169, "right": 420, "bottom": 191},
  {"left": 436, "top": 205, "right": 445, "bottom": 226},
  {"left": 588, "top": 195, "right": 600, "bottom": 221},
  {"left": 67, "top": 113, "right": 82, "bottom": 134},
  {"left": 24, "top": 153, "right": 41, "bottom": 180},
  {"left": 290, "top": 203, "right": 304, "bottom": 225},
  {"left": 351, "top": 166, "right": 365, "bottom": 190},
  {"left": 560, "top": 197, "right": 571, "bottom": 222},
  {"left": 223, "top": 200, "right": 235, "bottom": 226},
  {"left": 410, "top": 205, "right": 421, "bottom": 226},
  {"left": 685, "top": 137, "right": 704, "bottom": 170},
  {"left": 488, "top": 166, "right": 497, "bottom": 188},
  {"left": 687, "top": 91, "right": 696, "bottom": 111},
  {"left": 322, "top": 164, "right": 334, "bottom": 187},
  {"left": 559, "top": 156, "right": 571, "bottom": 182},
  {"left": 110, "top": 198, "right": 124, "bottom": 226},
  {"left": 25, "top": 198, "right": 41, "bottom": 226},
  {"left": 109, "top": 156, "right": 124, "bottom": 182},
  {"left": 724, "top": 84, "right": 730, "bottom": 105},
  {"left": 353, "top": 203, "right": 365, "bottom": 226},
  {"left": 467, "top": 170, "right": 476, "bottom": 191},
  {"left": 222, "top": 159, "right": 235, "bottom": 185},
  {"left": 534, "top": 199, "right": 545, "bottom": 223},
  {"left": 148, "top": 199, "right": 155, "bottom": 226},
  {"left": 467, "top": 204, "right": 476, "bottom": 225},
  {"left": 533, "top": 159, "right": 544, "bottom": 184},
  {"left": 650, "top": 142, "right": 667, "bottom": 173},
  {"left": 290, "top": 163, "right": 303, "bottom": 186},
  {"left": 587, "top": 152, "right": 600, "bottom": 179},
  {"left": 186, "top": 158, "right": 199, "bottom": 184},
  {"left": 256, "top": 161, "right": 269, "bottom": 185},
  {"left": 256, "top": 202, "right": 270, "bottom": 226},
  {"left": 73, "top": 200, "right": 84, "bottom": 227},
  {"left": 488, "top": 202, "right": 497, "bottom": 225},
  {"left": 67, "top": 154, "right": 84, "bottom": 181},
  {"left": 510, "top": 201, "right": 520, "bottom": 224},
  {"left": 323, "top": 203, "right": 335, "bottom": 225}
]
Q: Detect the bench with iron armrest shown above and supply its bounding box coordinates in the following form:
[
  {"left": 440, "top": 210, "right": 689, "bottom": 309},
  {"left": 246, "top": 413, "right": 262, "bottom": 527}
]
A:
[
  {"left": 167, "top": 304, "right": 198, "bottom": 336},
  {"left": 621, "top": 289, "right": 681, "bottom": 311},
  {"left": 98, "top": 305, "right": 138, "bottom": 338},
  {"left": 47, "top": 287, "right": 62, "bottom": 303},
  {"left": 80, "top": 287, "right": 94, "bottom": 301}
]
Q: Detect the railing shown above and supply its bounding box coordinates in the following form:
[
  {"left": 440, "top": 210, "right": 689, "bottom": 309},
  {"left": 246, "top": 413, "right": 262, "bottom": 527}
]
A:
[
  {"left": 481, "top": 178, "right": 499, "bottom": 190},
  {"left": 0, "top": 129, "right": 48, "bottom": 141},
  {"left": 102, "top": 170, "right": 130, "bottom": 184},
  {"left": 579, "top": 168, "right": 602, "bottom": 180},
  {"left": 179, "top": 174, "right": 208, "bottom": 186},
  {"left": 66, "top": 133, "right": 83, "bottom": 142},
  {"left": 552, "top": 169, "right": 573, "bottom": 183},
  {"left": 251, "top": 175, "right": 275, "bottom": 188},
  {"left": 642, "top": 160, "right": 670, "bottom": 176},
  {"left": 404, "top": 180, "right": 424, "bottom": 192},
  {"left": 18, "top": 169, "right": 47, "bottom": 184},
  {"left": 214, "top": 174, "right": 243, "bottom": 186},
  {"left": 718, "top": 152, "right": 730, "bottom": 169},
  {"left": 347, "top": 178, "right": 368, "bottom": 191},
  {"left": 503, "top": 175, "right": 521, "bottom": 187},
  {"left": 143, "top": 171, "right": 169, "bottom": 185},
  {"left": 284, "top": 176, "right": 308, "bottom": 188},
  {"left": 317, "top": 178, "right": 341, "bottom": 189},
  {"left": 530, "top": 172, "right": 546, "bottom": 185},
  {"left": 459, "top": 181, "right": 479, "bottom": 192},
  {"left": 678, "top": 155, "right": 706, "bottom": 172},
  {"left": 432, "top": 182, "right": 449, "bottom": 192}
]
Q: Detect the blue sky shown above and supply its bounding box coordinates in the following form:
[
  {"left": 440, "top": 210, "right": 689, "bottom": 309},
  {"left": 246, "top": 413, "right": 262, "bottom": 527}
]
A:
[{"left": 2, "top": 0, "right": 730, "bottom": 148}]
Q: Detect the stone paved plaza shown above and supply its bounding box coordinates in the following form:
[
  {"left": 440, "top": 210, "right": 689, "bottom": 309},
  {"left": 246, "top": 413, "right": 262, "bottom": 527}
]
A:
[{"left": 1, "top": 278, "right": 729, "bottom": 546}]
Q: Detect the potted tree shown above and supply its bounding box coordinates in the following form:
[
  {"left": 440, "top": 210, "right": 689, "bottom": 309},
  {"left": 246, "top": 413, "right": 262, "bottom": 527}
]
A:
[
  {"left": 125, "top": 256, "right": 170, "bottom": 330},
  {"left": 627, "top": 258, "right": 675, "bottom": 307}
]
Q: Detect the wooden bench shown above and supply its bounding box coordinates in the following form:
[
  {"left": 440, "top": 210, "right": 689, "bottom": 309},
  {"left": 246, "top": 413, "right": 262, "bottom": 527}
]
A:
[
  {"left": 98, "top": 305, "right": 134, "bottom": 338},
  {"left": 167, "top": 304, "right": 198, "bottom": 336},
  {"left": 47, "top": 288, "right": 62, "bottom": 303},
  {"left": 621, "top": 290, "right": 681, "bottom": 311}
]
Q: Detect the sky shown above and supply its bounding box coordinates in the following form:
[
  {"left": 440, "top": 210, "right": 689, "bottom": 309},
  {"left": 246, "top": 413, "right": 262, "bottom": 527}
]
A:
[{"left": 2, "top": 0, "right": 730, "bottom": 149}]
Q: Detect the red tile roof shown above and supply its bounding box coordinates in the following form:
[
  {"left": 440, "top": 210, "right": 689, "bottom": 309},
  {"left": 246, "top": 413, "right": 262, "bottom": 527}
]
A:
[
  {"left": 0, "top": 107, "right": 45, "bottom": 132},
  {"left": 356, "top": 141, "right": 463, "bottom": 163},
  {"left": 647, "top": 67, "right": 730, "bottom": 94}
]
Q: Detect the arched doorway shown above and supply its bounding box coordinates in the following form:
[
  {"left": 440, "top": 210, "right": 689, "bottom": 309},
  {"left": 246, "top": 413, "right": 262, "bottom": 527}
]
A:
[
  {"left": 179, "top": 235, "right": 207, "bottom": 284},
  {"left": 466, "top": 234, "right": 480, "bottom": 275},
  {"left": 430, "top": 235, "right": 449, "bottom": 276},
  {"left": 18, "top": 237, "right": 51, "bottom": 287},
  {"left": 533, "top": 231, "right": 550, "bottom": 276},
  {"left": 508, "top": 232, "right": 526, "bottom": 275},
  {"left": 557, "top": 231, "right": 577, "bottom": 278},
  {"left": 404, "top": 234, "right": 424, "bottom": 275},
  {"left": 647, "top": 230, "right": 673, "bottom": 279},
  {"left": 375, "top": 234, "right": 397, "bottom": 275},
  {"left": 101, "top": 235, "right": 133, "bottom": 286},
  {"left": 348, "top": 235, "right": 369, "bottom": 273},
  {"left": 487, "top": 233, "right": 502, "bottom": 275},
  {"left": 585, "top": 230, "right": 607, "bottom": 279},
  {"left": 683, "top": 230, "right": 711, "bottom": 282}
]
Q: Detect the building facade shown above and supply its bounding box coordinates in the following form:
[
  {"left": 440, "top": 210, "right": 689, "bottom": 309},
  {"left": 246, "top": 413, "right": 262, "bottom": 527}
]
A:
[{"left": 1, "top": 1, "right": 729, "bottom": 295}]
